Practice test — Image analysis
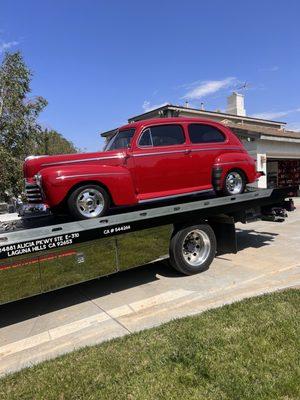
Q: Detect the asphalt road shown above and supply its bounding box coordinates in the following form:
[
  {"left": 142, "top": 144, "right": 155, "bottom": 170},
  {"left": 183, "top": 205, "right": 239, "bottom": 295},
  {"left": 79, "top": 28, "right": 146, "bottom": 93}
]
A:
[{"left": 0, "top": 199, "right": 299, "bottom": 376}]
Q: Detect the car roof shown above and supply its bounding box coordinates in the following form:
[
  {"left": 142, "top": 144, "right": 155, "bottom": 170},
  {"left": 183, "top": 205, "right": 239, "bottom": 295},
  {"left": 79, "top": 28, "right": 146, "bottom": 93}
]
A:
[{"left": 119, "top": 117, "right": 224, "bottom": 131}]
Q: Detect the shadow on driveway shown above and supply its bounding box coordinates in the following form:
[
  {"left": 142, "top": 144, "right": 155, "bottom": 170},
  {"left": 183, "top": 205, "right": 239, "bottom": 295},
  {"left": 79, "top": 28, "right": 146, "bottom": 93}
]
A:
[
  {"left": 236, "top": 229, "right": 278, "bottom": 251},
  {"left": 0, "top": 260, "right": 179, "bottom": 329}
]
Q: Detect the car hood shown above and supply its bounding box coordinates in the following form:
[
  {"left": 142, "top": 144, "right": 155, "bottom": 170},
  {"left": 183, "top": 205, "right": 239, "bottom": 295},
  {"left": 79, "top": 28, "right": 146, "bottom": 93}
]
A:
[{"left": 23, "top": 151, "right": 124, "bottom": 179}]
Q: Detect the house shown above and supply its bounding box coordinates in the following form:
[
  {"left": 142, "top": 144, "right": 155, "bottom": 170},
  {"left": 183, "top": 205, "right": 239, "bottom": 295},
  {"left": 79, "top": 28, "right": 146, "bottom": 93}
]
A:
[{"left": 101, "top": 93, "right": 300, "bottom": 194}]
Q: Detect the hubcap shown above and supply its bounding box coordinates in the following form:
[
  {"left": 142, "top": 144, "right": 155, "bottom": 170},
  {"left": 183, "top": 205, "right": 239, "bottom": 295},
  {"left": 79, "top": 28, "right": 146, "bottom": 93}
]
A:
[
  {"left": 182, "top": 229, "right": 211, "bottom": 267},
  {"left": 225, "top": 171, "right": 243, "bottom": 195},
  {"left": 76, "top": 188, "right": 105, "bottom": 218}
]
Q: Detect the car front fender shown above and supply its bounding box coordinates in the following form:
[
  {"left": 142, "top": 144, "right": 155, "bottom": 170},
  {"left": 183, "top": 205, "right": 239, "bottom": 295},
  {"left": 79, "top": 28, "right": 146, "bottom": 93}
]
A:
[{"left": 39, "top": 164, "right": 137, "bottom": 207}]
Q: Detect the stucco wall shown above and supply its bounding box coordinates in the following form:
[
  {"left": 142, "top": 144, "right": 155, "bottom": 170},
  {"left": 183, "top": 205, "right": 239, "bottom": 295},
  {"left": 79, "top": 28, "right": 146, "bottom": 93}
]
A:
[{"left": 258, "top": 138, "right": 300, "bottom": 159}]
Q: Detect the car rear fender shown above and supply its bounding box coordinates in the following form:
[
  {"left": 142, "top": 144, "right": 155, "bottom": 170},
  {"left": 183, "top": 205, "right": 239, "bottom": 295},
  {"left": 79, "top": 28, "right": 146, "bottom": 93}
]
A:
[
  {"left": 212, "top": 152, "right": 257, "bottom": 189},
  {"left": 39, "top": 164, "right": 137, "bottom": 207}
]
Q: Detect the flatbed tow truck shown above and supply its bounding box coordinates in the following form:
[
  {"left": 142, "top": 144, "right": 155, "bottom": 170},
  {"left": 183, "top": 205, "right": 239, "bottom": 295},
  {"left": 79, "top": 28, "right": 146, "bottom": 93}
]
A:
[{"left": 0, "top": 187, "right": 295, "bottom": 306}]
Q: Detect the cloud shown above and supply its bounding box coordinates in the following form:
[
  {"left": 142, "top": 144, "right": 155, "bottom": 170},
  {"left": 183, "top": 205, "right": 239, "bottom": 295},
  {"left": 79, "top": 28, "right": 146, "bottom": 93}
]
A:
[
  {"left": 286, "top": 122, "right": 300, "bottom": 132},
  {"left": 0, "top": 40, "right": 19, "bottom": 53},
  {"left": 142, "top": 100, "right": 169, "bottom": 112},
  {"left": 251, "top": 108, "right": 300, "bottom": 120},
  {"left": 181, "top": 77, "right": 237, "bottom": 100},
  {"left": 259, "top": 65, "right": 279, "bottom": 72}
]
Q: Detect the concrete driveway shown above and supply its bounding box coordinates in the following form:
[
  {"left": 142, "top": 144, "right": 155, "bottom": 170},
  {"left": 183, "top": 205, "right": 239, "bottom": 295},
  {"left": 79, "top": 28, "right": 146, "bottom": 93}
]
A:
[{"left": 0, "top": 200, "right": 300, "bottom": 376}]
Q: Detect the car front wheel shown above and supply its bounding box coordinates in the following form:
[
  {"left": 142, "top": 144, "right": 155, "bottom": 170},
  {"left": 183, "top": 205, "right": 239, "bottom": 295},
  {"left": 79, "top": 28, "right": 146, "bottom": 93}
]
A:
[{"left": 68, "top": 184, "right": 110, "bottom": 219}]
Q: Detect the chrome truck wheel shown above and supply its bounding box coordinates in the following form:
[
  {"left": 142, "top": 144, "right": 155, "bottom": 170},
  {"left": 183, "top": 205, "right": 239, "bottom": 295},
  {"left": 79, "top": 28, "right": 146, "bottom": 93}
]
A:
[
  {"left": 182, "top": 229, "right": 211, "bottom": 266},
  {"left": 169, "top": 224, "right": 216, "bottom": 275},
  {"left": 68, "top": 185, "right": 110, "bottom": 220},
  {"left": 223, "top": 170, "right": 246, "bottom": 196}
]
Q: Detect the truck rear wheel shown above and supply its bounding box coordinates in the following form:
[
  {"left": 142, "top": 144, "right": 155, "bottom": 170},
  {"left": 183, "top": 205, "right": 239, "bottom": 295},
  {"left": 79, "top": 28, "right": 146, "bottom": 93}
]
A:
[
  {"left": 68, "top": 184, "right": 110, "bottom": 219},
  {"left": 169, "top": 224, "right": 216, "bottom": 275}
]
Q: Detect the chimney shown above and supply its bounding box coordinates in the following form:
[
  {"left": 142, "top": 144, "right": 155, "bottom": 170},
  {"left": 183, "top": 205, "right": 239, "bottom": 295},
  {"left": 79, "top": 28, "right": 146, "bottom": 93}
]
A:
[
  {"left": 200, "top": 102, "right": 205, "bottom": 110},
  {"left": 227, "top": 92, "right": 246, "bottom": 116}
]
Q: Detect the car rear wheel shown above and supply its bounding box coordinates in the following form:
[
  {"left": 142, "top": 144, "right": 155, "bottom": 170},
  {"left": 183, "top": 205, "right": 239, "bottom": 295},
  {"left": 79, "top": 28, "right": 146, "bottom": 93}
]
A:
[
  {"left": 222, "top": 170, "right": 246, "bottom": 196},
  {"left": 68, "top": 185, "right": 110, "bottom": 219}
]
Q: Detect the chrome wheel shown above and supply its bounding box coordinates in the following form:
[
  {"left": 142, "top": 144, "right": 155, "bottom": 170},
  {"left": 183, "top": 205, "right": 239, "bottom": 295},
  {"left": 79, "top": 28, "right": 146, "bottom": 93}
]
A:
[
  {"left": 182, "top": 229, "right": 211, "bottom": 267},
  {"left": 225, "top": 171, "right": 243, "bottom": 195},
  {"left": 76, "top": 188, "right": 105, "bottom": 218}
]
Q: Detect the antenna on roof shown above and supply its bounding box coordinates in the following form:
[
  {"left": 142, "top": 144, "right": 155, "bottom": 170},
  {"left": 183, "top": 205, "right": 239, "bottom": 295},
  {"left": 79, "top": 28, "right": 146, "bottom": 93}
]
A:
[{"left": 236, "top": 81, "right": 251, "bottom": 91}]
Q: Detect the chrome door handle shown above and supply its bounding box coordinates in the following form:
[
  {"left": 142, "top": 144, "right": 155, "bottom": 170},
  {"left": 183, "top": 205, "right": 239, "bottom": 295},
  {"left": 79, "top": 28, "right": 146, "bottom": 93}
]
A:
[{"left": 184, "top": 149, "right": 191, "bottom": 155}]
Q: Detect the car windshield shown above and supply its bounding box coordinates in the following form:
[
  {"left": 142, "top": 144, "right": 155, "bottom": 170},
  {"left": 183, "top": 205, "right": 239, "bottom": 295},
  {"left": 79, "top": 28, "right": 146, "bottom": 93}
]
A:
[{"left": 104, "top": 129, "right": 135, "bottom": 151}]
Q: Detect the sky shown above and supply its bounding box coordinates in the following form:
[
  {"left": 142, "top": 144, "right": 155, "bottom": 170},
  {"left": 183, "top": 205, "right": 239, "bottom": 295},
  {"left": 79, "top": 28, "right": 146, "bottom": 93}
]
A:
[{"left": 1, "top": 0, "right": 300, "bottom": 151}]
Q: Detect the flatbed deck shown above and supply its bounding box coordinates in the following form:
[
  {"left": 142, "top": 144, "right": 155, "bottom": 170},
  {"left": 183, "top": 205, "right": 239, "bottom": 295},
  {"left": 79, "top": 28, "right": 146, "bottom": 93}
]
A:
[{"left": 0, "top": 187, "right": 295, "bottom": 306}]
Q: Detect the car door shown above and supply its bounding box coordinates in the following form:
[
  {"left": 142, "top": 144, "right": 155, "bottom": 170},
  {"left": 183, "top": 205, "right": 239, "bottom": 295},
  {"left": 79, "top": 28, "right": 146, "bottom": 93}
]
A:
[
  {"left": 132, "top": 123, "right": 195, "bottom": 202},
  {"left": 188, "top": 123, "right": 228, "bottom": 187}
]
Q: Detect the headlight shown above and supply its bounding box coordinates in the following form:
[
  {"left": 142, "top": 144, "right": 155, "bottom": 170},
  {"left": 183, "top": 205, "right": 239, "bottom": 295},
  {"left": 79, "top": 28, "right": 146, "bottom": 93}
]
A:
[{"left": 34, "top": 173, "right": 42, "bottom": 187}]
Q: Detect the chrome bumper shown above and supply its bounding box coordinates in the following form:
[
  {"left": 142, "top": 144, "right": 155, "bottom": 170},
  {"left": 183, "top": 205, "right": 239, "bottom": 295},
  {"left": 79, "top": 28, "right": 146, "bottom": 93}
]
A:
[{"left": 19, "top": 203, "right": 50, "bottom": 218}]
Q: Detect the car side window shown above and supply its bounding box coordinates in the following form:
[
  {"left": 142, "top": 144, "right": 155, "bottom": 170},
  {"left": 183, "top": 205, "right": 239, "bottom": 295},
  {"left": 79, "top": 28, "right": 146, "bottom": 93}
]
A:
[
  {"left": 139, "top": 128, "right": 153, "bottom": 146},
  {"left": 188, "top": 124, "right": 225, "bottom": 143},
  {"left": 139, "top": 124, "right": 185, "bottom": 147},
  {"left": 105, "top": 129, "right": 135, "bottom": 151}
]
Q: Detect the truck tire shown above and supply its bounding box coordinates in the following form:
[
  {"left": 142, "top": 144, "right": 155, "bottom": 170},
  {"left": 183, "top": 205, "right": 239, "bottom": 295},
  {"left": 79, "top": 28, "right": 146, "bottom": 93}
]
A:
[
  {"left": 169, "top": 224, "right": 216, "bottom": 275},
  {"left": 68, "top": 184, "right": 110, "bottom": 219}
]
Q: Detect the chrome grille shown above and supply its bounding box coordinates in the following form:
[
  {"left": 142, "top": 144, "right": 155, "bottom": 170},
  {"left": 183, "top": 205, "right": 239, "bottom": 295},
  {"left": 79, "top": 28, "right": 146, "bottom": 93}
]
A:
[{"left": 25, "top": 183, "right": 43, "bottom": 203}]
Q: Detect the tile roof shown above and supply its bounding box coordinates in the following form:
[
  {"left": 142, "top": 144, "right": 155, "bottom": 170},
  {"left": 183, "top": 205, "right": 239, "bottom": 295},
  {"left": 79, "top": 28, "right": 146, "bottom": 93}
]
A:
[{"left": 225, "top": 121, "right": 300, "bottom": 140}]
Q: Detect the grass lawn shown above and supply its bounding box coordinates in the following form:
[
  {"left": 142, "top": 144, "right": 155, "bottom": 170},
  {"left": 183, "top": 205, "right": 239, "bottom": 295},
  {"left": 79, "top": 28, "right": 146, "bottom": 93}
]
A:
[{"left": 1, "top": 289, "right": 299, "bottom": 400}]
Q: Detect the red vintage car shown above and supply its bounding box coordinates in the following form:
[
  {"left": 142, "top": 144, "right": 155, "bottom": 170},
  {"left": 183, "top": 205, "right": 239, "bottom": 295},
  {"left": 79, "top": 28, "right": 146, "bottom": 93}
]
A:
[{"left": 24, "top": 117, "right": 260, "bottom": 219}]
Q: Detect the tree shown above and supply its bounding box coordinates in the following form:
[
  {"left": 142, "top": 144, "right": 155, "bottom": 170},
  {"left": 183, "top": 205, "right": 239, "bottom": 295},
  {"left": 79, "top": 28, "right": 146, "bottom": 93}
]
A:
[
  {"left": 0, "top": 51, "right": 47, "bottom": 197},
  {"left": 0, "top": 145, "right": 22, "bottom": 200},
  {"left": 34, "top": 129, "right": 77, "bottom": 155},
  {"left": 0, "top": 52, "right": 77, "bottom": 199},
  {"left": 0, "top": 52, "right": 47, "bottom": 159}
]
